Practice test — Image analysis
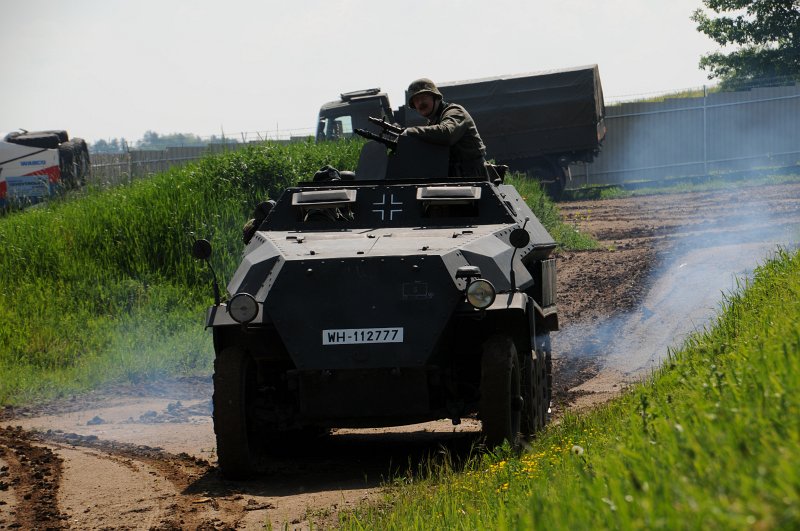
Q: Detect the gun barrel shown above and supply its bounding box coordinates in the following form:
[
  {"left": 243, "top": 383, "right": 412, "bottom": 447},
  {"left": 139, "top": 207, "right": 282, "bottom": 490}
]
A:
[
  {"left": 354, "top": 128, "right": 398, "bottom": 150},
  {"left": 368, "top": 116, "right": 404, "bottom": 135}
]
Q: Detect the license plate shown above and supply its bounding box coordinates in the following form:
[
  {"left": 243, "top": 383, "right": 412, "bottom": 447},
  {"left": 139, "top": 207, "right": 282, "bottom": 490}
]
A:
[{"left": 322, "top": 327, "right": 404, "bottom": 345}]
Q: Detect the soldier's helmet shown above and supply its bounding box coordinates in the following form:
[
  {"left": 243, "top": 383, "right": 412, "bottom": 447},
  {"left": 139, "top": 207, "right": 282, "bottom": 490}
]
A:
[{"left": 407, "top": 78, "right": 442, "bottom": 109}]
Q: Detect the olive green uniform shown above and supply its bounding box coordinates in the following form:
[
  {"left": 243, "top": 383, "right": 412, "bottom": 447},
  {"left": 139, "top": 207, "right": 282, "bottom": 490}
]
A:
[{"left": 405, "top": 102, "right": 487, "bottom": 178}]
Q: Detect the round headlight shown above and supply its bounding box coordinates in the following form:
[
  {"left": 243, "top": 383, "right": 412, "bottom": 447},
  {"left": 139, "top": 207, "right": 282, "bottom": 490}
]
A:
[
  {"left": 466, "top": 279, "right": 496, "bottom": 309},
  {"left": 228, "top": 293, "right": 259, "bottom": 324}
]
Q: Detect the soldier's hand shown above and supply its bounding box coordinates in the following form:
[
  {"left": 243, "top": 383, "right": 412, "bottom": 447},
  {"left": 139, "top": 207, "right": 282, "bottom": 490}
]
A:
[{"left": 242, "top": 219, "right": 258, "bottom": 244}]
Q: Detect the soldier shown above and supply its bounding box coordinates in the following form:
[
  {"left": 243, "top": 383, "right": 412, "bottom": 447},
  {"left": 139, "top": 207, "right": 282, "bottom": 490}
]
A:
[{"left": 403, "top": 78, "right": 487, "bottom": 178}]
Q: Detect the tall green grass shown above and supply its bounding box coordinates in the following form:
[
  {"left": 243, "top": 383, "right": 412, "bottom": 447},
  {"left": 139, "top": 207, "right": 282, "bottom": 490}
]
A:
[
  {"left": 507, "top": 175, "right": 596, "bottom": 250},
  {"left": 340, "top": 248, "right": 800, "bottom": 529},
  {"left": 0, "top": 140, "right": 362, "bottom": 404},
  {"left": 0, "top": 141, "right": 588, "bottom": 405}
]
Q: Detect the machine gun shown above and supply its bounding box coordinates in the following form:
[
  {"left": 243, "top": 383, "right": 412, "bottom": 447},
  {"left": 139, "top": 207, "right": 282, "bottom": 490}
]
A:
[
  {"left": 354, "top": 116, "right": 406, "bottom": 151},
  {"left": 368, "top": 116, "right": 404, "bottom": 135}
]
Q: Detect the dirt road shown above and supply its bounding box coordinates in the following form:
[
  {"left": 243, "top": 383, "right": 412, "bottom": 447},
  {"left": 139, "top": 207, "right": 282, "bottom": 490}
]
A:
[{"left": 2, "top": 182, "right": 799, "bottom": 529}]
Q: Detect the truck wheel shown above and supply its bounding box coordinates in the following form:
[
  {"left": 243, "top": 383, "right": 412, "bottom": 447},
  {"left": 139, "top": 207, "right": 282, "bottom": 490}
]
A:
[
  {"left": 536, "top": 334, "right": 553, "bottom": 426},
  {"left": 522, "top": 339, "right": 551, "bottom": 436},
  {"left": 533, "top": 348, "right": 548, "bottom": 430},
  {"left": 480, "top": 335, "right": 522, "bottom": 449},
  {"left": 58, "top": 142, "right": 77, "bottom": 189},
  {"left": 71, "top": 138, "right": 91, "bottom": 186},
  {"left": 213, "top": 346, "right": 256, "bottom": 479},
  {"left": 521, "top": 350, "right": 535, "bottom": 436},
  {"left": 529, "top": 163, "right": 565, "bottom": 201}
]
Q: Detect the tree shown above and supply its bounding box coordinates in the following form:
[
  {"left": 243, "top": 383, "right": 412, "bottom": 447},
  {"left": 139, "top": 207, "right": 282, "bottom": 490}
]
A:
[
  {"left": 692, "top": 0, "right": 800, "bottom": 89},
  {"left": 91, "top": 139, "right": 109, "bottom": 153},
  {"left": 139, "top": 130, "right": 161, "bottom": 149},
  {"left": 137, "top": 131, "right": 209, "bottom": 149},
  {"left": 90, "top": 138, "right": 125, "bottom": 154}
]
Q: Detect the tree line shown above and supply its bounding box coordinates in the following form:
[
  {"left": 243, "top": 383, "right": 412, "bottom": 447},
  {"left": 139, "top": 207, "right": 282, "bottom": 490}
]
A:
[{"left": 91, "top": 131, "right": 237, "bottom": 154}]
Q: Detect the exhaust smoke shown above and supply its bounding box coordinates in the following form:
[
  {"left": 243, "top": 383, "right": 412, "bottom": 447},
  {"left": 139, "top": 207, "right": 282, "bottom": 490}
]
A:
[{"left": 556, "top": 182, "right": 800, "bottom": 397}]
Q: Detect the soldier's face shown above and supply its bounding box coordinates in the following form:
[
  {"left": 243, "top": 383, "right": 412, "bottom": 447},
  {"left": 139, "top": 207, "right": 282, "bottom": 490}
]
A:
[{"left": 412, "top": 93, "right": 436, "bottom": 117}]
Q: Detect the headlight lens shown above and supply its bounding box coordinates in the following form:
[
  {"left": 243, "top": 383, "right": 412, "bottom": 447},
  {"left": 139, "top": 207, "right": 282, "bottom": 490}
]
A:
[
  {"left": 228, "top": 293, "right": 259, "bottom": 323},
  {"left": 466, "top": 279, "right": 496, "bottom": 309}
]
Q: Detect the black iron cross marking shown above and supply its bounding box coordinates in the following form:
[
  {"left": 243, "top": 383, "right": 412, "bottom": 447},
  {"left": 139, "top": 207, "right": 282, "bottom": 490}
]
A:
[{"left": 372, "top": 193, "right": 403, "bottom": 221}]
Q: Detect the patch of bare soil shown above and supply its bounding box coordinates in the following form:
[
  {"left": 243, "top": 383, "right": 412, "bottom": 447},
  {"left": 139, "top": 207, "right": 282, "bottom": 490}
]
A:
[{"left": 1, "top": 181, "right": 799, "bottom": 529}]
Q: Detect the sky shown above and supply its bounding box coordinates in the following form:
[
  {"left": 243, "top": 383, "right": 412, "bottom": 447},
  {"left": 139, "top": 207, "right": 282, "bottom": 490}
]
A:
[{"left": 1, "top": 0, "right": 719, "bottom": 144}]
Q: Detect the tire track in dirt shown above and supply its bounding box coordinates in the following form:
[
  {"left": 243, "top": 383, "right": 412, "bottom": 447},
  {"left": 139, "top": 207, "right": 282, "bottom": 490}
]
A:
[
  {"left": 0, "top": 426, "right": 67, "bottom": 529},
  {"left": 40, "top": 431, "right": 235, "bottom": 530}
]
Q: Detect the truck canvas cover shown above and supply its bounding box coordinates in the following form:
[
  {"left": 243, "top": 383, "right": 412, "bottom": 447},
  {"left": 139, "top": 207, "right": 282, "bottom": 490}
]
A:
[{"left": 434, "top": 65, "right": 606, "bottom": 162}]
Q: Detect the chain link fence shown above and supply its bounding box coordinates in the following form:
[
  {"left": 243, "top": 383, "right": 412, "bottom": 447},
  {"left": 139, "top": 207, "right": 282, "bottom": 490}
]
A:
[{"left": 570, "top": 82, "right": 800, "bottom": 187}]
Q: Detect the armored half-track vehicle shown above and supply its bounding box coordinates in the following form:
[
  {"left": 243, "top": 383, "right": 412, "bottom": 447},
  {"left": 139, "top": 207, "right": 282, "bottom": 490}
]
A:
[{"left": 195, "top": 127, "right": 559, "bottom": 479}]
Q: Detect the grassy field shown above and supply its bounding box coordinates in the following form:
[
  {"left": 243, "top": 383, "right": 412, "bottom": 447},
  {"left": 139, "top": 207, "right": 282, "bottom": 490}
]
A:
[
  {"left": 0, "top": 142, "right": 589, "bottom": 405},
  {"left": 340, "top": 248, "right": 800, "bottom": 529}
]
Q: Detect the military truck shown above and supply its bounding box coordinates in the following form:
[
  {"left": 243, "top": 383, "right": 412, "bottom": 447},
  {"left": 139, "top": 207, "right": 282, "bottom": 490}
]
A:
[
  {"left": 316, "top": 65, "right": 606, "bottom": 198},
  {"left": 0, "top": 129, "right": 90, "bottom": 209},
  {"left": 195, "top": 127, "right": 558, "bottom": 479}
]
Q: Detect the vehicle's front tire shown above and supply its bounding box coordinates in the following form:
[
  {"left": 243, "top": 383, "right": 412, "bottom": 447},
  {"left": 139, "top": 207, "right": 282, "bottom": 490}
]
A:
[
  {"left": 522, "top": 333, "right": 552, "bottom": 436},
  {"left": 213, "top": 346, "right": 255, "bottom": 479},
  {"left": 480, "top": 335, "right": 522, "bottom": 449},
  {"left": 536, "top": 334, "right": 553, "bottom": 427}
]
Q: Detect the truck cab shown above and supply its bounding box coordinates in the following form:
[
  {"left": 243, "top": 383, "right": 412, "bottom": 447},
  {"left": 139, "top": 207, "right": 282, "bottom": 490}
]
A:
[
  {"left": 0, "top": 130, "right": 89, "bottom": 209},
  {"left": 0, "top": 137, "right": 61, "bottom": 208},
  {"left": 316, "top": 88, "right": 394, "bottom": 142}
]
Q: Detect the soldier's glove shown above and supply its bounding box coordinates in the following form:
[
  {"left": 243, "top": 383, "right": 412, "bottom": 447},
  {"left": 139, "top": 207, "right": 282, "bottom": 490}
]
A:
[
  {"left": 242, "top": 219, "right": 258, "bottom": 244},
  {"left": 242, "top": 200, "right": 276, "bottom": 244}
]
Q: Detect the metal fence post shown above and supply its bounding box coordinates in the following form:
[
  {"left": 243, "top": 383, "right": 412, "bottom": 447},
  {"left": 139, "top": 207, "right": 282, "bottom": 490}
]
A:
[{"left": 703, "top": 85, "right": 708, "bottom": 176}]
